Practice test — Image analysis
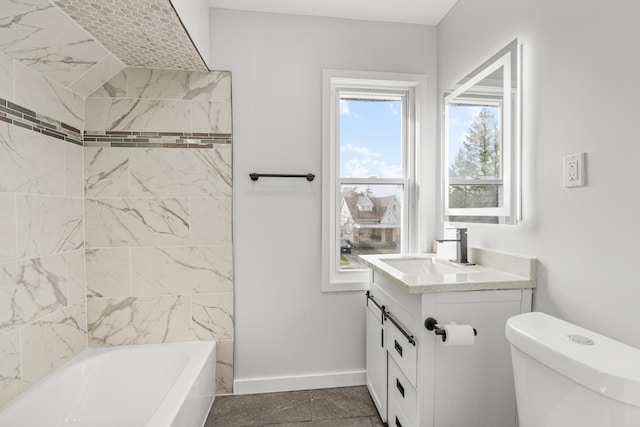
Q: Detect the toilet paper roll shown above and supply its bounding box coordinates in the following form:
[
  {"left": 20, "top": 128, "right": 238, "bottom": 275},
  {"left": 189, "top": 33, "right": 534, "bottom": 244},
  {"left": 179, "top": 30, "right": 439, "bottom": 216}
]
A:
[{"left": 441, "top": 322, "right": 475, "bottom": 347}]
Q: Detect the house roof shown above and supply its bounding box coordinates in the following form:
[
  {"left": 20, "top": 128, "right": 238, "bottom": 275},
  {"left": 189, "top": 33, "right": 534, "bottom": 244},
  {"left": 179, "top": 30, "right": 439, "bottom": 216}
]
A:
[{"left": 343, "top": 195, "right": 398, "bottom": 225}]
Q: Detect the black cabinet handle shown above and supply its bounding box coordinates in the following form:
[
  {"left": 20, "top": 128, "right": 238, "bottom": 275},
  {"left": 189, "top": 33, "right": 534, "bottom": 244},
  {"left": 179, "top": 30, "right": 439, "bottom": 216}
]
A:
[
  {"left": 395, "top": 416, "right": 403, "bottom": 427},
  {"left": 396, "top": 378, "right": 405, "bottom": 397},
  {"left": 394, "top": 340, "right": 403, "bottom": 357}
]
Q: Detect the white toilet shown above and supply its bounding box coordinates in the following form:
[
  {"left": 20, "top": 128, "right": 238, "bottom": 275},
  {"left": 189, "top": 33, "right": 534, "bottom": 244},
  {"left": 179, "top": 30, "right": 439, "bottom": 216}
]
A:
[{"left": 506, "top": 312, "right": 640, "bottom": 427}]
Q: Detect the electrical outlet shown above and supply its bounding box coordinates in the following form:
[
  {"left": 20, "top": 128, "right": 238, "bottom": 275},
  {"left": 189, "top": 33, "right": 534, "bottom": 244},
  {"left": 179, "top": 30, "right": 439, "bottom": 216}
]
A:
[{"left": 564, "top": 153, "right": 587, "bottom": 187}]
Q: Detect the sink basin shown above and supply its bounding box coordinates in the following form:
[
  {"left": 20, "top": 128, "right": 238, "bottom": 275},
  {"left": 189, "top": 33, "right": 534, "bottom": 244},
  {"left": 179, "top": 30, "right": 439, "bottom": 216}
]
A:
[{"left": 382, "top": 257, "right": 473, "bottom": 276}]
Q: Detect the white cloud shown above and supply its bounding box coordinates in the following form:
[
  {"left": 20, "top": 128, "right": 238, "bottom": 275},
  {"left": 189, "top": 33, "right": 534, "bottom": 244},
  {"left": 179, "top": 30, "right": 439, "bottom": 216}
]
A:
[
  {"left": 340, "top": 143, "right": 382, "bottom": 157},
  {"left": 341, "top": 144, "right": 401, "bottom": 178},
  {"left": 340, "top": 100, "right": 352, "bottom": 117}
]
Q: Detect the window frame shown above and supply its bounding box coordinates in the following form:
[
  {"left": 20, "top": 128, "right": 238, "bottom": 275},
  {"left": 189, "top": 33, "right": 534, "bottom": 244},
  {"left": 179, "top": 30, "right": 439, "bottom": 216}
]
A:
[
  {"left": 443, "top": 52, "right": 512, "bottom": 218},
  {"left": 442, "top": 41, "right": 522, "bottom": 225},
  {"left": 322, "top": 70, "right": 425, "bottom": 292}
]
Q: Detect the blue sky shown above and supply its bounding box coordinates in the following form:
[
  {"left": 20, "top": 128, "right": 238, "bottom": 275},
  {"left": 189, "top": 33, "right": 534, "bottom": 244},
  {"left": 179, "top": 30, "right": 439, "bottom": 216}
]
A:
[{"left": 339, "top": 99, "right": 402, "bottom": 179}]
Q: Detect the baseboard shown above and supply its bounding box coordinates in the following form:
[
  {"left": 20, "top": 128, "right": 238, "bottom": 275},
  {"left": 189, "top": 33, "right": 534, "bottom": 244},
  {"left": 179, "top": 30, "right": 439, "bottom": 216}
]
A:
[{"left": 233, "top": 370, "right": 366, "bottom": 395}]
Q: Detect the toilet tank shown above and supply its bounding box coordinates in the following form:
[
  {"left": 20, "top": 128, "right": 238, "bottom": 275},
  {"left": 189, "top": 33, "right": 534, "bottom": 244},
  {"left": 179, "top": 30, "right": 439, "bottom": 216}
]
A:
[{"left": 505, "top": 312, "right": 640, "bottom": 427}]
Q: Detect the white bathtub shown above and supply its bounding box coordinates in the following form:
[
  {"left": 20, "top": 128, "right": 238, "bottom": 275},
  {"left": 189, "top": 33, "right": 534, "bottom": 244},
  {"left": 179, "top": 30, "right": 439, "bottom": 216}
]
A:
[{"left": 0, "top": 341, "right": 216, "bottom": 427}]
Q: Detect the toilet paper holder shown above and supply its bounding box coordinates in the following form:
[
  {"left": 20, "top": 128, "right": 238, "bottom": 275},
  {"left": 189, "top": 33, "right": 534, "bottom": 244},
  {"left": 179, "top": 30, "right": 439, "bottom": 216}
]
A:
[{"left": 425, "top": 317, "right": 477, "bottom": 342}]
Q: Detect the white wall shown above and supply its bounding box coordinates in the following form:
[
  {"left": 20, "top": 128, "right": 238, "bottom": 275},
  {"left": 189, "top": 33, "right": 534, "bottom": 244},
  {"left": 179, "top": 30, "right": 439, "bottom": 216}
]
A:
[
  {"left": 170, "top": 0, "right": 212, "bottom": 68},
  {"left": 438, "top": 0, "right": 640, "bottom": 346},
  {"left": 210, "top": 9, "right": 437, "bottom": 392}
]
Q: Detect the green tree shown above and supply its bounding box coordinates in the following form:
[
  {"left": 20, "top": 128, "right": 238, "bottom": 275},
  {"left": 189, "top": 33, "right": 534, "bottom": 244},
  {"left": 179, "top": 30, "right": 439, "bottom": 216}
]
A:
[
  {"left": 450, "top": 107, "right": 500, "bottom": 178},
  {"left": 449, "top": 107, "right": 501, "bottom": 211}
]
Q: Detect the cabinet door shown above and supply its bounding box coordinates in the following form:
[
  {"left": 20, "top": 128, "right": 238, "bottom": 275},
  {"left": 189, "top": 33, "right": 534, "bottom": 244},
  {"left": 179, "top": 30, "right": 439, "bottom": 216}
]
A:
[{"left": 366, "top": 302, "right": 387, "bottom": 421}]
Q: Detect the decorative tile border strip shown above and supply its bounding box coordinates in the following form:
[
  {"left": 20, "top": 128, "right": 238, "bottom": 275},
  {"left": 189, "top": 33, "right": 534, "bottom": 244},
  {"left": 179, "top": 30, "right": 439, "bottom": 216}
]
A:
[
  {"left": 0, "top": 97, "right": 232, "bottom": 149},
  {"left": 83, "top": 131, "right": 232, "bottom": 149},
  {"left": 0, "top": 97, "right": 83, "bottom": 145}
]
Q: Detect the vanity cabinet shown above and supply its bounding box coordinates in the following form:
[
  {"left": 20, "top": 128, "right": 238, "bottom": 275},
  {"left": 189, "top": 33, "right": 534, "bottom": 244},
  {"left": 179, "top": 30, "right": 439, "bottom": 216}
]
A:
[{"left": 363, "top": 249, "right": 536, "bottom": 427}]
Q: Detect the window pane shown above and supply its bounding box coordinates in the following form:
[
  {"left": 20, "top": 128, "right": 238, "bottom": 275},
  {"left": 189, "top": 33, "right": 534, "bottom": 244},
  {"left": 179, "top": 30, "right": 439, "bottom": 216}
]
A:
[
  {"left": 449, "top": 184, "right": 501, "bottom": 209},
  {"left": 339, "top": 184, "right": 402, "bottom": 271},
  {"left": 448, "top": 103, "right": 501, "bottom": 179},
  {"left": 339, "top": 98, "right": 402, "bottom": 178}
]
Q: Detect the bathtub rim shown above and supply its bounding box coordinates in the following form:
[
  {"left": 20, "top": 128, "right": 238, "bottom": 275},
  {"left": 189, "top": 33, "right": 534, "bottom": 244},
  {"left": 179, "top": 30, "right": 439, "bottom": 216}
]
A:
[{"left": 0, "top": 340, "right": 217, "bottom": 427}]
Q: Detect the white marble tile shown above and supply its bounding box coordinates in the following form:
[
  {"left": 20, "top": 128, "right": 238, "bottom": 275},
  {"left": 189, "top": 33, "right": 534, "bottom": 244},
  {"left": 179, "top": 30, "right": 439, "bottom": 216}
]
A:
[
  {"left": 188, "top": 71, "right": 231, "bottom": 103},
  {"left": 88, "top": 68, "right": 127, "bottom": 98},
  {"left": 0, "top": 0, "right": 109, "bottom": 87},
  {"left": 84, "top": 198, "right": 189, "bottom": 248},
  {"left": 64, "top": 141, "right": 83, "bottom": 197},
  {"left": 85, "top": 248, "right": 130, "bottom": 298},
  {"left": 85, "top": 98, "right": 189, "bottom": 132},
  {"left": 20, "top": 302, "right": 86, "bottom": 389},
  {"left": 130, "top": 148, "right": 231, "bottom": 197},
  {"left": 0, "top": 194, "right": 16, "bottom": 263},
  {"left": 84, "top": 147, "right": 129, "bottom": 197},
  {"left": 0, "top": 254, "right": 67, "bottom": 335},
  {"left": 126, "top": 68, "right": 231, "bottom": 102},
  {"left": 0, "top": 330, "right": 21, "bottom": 407},
  {"left": 87, "top": 296, "right": 190, "bottom": 347},
  {"left": 190, "top": 197, "right": 232, "bottom": 245},
  {"left": 215, "top": 339, "right": 234, "bottom": 395},
  {"left": 0, "top": 51, "right": 14, "bottom": 102},
  {"left": 69, "top": 53, "right": 124, "bottom": 97},
  {"left": 66, "top": 250, "right": 85, "bottom": 306},
  {"left": 191, "top": 101, "right": 232, "bottom": 133},
  {"left": 130, "top": 246, "right": 233, "bottom": 296},
  {"left": 0, "top": 121, "right": 65, "bottom": 195},
  {"left": 192, "top": 294, "right": 234, "bottom": 341},
  {"left": 14, "top": 61, "right": 84, "bottom": 131},
  {"left": 16, "top": 195, "right": 84, "bottom": 259}
]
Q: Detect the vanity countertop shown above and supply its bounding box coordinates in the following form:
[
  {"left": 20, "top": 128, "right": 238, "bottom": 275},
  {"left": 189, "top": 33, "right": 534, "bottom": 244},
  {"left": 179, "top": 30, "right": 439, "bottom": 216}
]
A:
[{"left": 359, "top": 250, "right": 536, "bottom": 294}]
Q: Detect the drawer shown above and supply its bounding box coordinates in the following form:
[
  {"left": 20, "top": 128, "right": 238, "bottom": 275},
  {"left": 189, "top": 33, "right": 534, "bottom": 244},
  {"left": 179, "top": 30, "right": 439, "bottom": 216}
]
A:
[
  {"left": 388, "top": 395, "right": 414, "bottom": 427},
  {"left": 386, "top": 318, "right": 417, "bottom": 386},
  {"left": 388, "top": 356, "right": 417, "bottom": 426}
]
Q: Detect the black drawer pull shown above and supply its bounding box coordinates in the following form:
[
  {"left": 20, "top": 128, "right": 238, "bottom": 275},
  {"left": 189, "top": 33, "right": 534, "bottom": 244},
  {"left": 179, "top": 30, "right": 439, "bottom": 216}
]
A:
[
  {"left": 394, "top": 340, "right": 403, "bottom": 357},
  {"left": 396, "top": 416, "right": 403, "bottom": 427},
  {"left": 396, "top": 378, "right": 405, "bottom": 397}
]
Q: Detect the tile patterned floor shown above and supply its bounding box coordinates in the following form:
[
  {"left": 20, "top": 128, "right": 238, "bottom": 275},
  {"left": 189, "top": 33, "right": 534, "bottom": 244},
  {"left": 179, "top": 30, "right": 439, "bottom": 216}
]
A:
[{"left": 205, "top": 386, "right": 386, "bottom": 426}]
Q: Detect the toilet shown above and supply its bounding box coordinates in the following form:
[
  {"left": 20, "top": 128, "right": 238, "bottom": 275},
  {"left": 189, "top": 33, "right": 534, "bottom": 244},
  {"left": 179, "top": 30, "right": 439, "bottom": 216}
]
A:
[{"left": 506, "top": 312, "right": 640, "bottom": 427}]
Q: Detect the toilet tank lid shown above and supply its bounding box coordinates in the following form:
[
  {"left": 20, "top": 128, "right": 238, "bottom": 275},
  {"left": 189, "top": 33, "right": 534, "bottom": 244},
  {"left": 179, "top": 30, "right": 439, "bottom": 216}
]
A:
[{"left": 506, "top": 312, "right": 640, "bottom": 407}]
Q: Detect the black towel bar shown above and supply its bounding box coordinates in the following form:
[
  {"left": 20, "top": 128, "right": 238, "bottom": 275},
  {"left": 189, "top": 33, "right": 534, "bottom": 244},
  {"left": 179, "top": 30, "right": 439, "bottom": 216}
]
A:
[{"left": 249, "top": 173, "right": 315, "bottom": 181}]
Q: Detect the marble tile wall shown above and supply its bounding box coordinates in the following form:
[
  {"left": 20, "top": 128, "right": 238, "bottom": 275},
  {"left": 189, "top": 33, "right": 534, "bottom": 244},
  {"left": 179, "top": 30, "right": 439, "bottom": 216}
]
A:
[
  {"left": 0, "top": 50, "right": 85, "bottom": 131},
  {"left": 0, "top": 0, "right": 124, "bottom": 99},
  {"left": 86, "top": 68, "right": 232, "bottom": 134},
  {"left": 0, "top": 49, "right": 86, "bottom": 407},
  {"left": 84, "top": 68, "right": 234, "bottom": 395}
]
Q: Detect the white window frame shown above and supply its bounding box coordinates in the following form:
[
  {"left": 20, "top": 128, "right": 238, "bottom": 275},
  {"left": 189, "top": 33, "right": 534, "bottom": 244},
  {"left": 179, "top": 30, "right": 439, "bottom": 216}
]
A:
[
  {"left": 443, "top": 52, "right": 512, "bottom": 217},
  {"left": 322, "top": 70, "right": 425, "bottom": 292}
]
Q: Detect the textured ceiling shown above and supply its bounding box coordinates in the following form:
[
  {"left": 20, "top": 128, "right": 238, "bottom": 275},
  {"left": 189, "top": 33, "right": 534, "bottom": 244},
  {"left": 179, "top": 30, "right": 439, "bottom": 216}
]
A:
[{"left": 54, "top": 0, "right": 207, "bottom": 71}]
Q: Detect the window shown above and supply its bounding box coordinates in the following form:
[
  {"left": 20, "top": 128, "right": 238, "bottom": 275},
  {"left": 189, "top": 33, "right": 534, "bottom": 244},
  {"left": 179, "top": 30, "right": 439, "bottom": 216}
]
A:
[{"left": 322, "top": 70, "right": 425, "bottom": 291}]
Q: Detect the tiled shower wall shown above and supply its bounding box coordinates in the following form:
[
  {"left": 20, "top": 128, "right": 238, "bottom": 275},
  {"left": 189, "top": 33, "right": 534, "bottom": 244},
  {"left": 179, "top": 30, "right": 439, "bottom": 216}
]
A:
[
  {"left": 84, "top": 68, "right": 234, "bottom": 394},
  {"left": 0, "top": 50, "right": 86, "bottom": 407},
  {"left": 0, "top": 57, "right": 234, "bottom": 407}
]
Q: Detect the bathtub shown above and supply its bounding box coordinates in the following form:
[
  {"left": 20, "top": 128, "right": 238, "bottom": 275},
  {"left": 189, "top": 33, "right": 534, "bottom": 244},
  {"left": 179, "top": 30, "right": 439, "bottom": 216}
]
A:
[{"left": 0, "top": 341, "right": 216, "bottom": 427}]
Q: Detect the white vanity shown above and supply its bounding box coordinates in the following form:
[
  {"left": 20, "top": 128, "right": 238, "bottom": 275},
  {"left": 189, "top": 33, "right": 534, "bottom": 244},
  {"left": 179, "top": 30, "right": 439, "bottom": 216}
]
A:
[{"left": 360, "top": 248, "right": 536, "bottom": 427}]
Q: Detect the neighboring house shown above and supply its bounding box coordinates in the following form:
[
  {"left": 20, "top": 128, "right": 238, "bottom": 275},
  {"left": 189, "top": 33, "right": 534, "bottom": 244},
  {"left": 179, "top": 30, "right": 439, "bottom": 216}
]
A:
[{"left": 340, "top": 192, "right": 401, "bottom": 247}]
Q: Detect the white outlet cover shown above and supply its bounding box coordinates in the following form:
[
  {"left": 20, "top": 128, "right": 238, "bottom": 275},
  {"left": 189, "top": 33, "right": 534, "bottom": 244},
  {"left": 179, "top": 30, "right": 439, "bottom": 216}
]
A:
[{"left": 564, "top": 152, "right": 587, "bottom": 187}]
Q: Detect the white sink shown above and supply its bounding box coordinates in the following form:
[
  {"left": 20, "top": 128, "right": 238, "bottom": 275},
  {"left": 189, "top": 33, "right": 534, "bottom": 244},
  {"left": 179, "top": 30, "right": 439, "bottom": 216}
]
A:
[
  {"left": 362, "top": 255, "right": 477, "bottom": 282},
  {"left": 381, "top": 257, "right": 472, "bottom": 276}
]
